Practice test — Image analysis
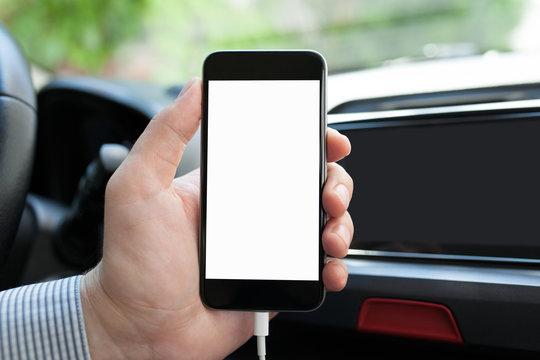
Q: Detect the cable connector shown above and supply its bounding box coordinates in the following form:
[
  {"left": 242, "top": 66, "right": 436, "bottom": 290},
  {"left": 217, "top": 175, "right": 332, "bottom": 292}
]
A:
[{"left": 254, "top": 312, "right": 269, "bottom": 360}]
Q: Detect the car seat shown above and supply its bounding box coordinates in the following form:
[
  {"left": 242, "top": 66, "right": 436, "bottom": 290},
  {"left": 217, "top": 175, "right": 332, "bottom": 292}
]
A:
[{"left": 0, "top": 23, "right": 36, "bottom": 271}]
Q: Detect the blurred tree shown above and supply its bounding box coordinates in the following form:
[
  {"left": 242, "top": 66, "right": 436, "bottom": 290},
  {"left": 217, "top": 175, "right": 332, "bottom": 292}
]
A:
[
  {"left": 1, "top": 0, "right": 149, "bottom": 73},
  {"left": 0, "top": 0, "right": 527, "bottom": 83}
]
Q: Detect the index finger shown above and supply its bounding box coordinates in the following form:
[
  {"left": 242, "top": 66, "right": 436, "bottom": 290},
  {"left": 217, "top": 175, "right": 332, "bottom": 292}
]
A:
[{"left": 327, "top": 127, "right": 351, "bottom": 163}]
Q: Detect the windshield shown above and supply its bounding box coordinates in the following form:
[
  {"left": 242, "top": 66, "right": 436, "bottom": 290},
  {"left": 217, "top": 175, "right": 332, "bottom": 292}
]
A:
[{"left": 0, "top": 0, "right": 532, "bottom": 85}]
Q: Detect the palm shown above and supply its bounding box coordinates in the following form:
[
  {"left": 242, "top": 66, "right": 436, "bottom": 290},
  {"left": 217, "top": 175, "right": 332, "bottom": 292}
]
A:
[{"left": 99, "top": 168, "right": 253, "bottom": 359}]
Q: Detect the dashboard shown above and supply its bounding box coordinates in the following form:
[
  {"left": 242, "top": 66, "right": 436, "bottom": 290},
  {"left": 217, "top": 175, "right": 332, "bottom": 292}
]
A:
[{"left": 284, "top": 99, "right": 540, "bottom": 355}]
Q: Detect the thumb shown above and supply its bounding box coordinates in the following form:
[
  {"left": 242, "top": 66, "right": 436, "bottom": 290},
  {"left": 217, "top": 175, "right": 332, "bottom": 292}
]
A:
[{"left": 115, "top": 78, "right": 202, "bottom": 195}]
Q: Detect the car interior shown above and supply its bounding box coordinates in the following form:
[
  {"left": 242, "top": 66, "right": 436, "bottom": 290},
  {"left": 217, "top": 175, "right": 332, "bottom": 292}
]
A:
[{"left": 2, "top": 19, "right": 540, "bottom": 359}]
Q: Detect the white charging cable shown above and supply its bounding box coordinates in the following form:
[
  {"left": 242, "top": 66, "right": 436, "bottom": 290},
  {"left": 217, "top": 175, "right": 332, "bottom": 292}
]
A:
[{"left": 254, "top": 312, "right": 269, "bottom": 360}]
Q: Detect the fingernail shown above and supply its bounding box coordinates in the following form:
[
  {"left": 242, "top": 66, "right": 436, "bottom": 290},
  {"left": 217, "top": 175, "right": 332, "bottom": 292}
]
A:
[
  {"left": 178, "top": 77, "right": 198, "bottom": 97},
  {"left": 334, "top": 184, "right": 350, "bottom": 208},
  {"left": 335, "top": 224, "right": 351, "bottom": 247},
  {"left": 342, "top": 134, "right": 352, "bottom": 155}
]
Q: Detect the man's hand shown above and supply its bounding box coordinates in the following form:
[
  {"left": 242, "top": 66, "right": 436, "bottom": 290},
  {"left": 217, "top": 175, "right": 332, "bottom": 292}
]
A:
[{"left": 81, "top": 78, "right": 354, "bottom": 360}]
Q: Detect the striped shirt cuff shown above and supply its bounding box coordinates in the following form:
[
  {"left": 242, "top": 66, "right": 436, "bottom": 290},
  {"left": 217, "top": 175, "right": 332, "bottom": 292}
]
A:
[{"left": 0, "top": 276, "right": 91, "bottom": 360}]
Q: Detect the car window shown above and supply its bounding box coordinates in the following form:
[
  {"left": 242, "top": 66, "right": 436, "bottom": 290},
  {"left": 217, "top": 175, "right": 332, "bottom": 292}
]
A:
[{"left": 0, "top": 0, "right": 532, "bottom": 85}]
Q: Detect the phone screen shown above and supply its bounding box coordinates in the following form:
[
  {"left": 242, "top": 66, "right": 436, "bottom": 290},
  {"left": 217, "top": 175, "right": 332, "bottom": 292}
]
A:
[
  {"left": 200, "top": 50, "right": 326, "bottom": 310},
  {"left": 205, "top": 80, "right": 321, "bottom": 281}
]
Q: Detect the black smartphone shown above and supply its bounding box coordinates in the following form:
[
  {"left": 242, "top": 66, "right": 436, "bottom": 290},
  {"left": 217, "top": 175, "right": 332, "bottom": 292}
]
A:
[{"left": 199, "top": 50, "right": 327, "bottom": 311}]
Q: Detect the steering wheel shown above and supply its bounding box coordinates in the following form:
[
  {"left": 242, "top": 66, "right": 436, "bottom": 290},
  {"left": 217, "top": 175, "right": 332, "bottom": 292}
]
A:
[{"left": 0, "top": 24, "right": 37, "bottom": 270}]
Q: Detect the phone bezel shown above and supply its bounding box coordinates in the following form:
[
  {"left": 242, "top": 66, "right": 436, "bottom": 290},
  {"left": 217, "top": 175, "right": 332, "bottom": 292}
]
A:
[{"left": 199, "top": 50, "right": 327, "bottom": 311}]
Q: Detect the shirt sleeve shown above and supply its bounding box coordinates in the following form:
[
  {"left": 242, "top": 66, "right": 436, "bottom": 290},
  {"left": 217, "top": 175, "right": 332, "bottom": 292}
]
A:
[{"left": 0, "top": 276, "right": 91, "bottom": 360}]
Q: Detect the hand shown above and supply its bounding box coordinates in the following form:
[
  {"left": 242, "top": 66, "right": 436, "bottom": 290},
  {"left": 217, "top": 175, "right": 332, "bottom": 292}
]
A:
[{"left": 81, "top": 77, "right": 354, "bottom": 360}]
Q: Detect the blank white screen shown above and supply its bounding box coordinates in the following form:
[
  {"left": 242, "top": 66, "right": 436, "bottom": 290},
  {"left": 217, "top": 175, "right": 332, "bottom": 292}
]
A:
[{"left": 205, "top": 80, "right": 320, "bottom": 280}]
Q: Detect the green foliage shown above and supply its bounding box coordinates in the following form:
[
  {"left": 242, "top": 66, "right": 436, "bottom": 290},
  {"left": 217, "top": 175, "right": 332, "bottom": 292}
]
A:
[
  {"left": 0, "top": 0, "right": 528, "bottom": 82},
  {"left": 1, "top": 0, "right": 149, "bottom": 72}
]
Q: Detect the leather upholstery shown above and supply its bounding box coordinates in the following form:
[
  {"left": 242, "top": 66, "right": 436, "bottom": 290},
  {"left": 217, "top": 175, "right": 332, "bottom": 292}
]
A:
[{"left": 0, "top": 24, "right": 36, "bottom": 269}]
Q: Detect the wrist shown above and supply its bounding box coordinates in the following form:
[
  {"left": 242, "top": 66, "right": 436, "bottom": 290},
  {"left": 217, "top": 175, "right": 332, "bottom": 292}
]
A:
[{"left": 81, "top": 265, "right": 152, "bottom": 360}]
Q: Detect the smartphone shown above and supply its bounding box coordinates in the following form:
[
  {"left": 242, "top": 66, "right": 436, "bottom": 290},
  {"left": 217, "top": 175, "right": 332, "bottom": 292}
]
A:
[{"left": 200, "top": 50, "right": 327, "bottom": 311}]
